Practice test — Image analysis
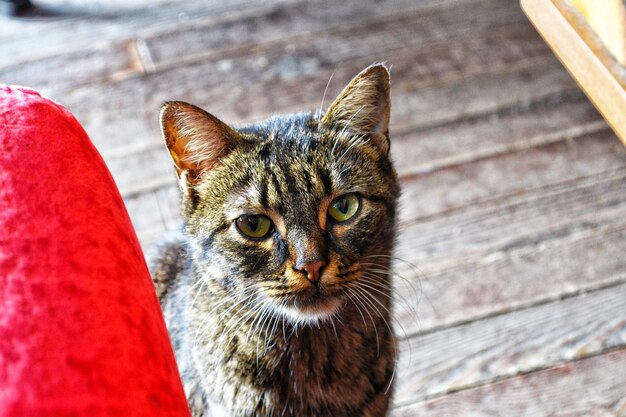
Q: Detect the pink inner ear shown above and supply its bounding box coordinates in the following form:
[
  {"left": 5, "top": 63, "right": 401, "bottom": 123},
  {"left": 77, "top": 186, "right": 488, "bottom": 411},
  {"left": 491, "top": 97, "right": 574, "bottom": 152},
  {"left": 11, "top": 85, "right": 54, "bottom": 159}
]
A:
[{"left": 161, "top": 101, "right": 237, "bottom": 179}]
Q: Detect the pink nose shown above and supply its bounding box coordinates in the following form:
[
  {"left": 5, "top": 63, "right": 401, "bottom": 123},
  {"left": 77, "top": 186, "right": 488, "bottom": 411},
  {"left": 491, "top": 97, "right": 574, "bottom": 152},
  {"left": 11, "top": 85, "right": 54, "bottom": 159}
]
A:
[{"left": 297, "top": 260, "right": 326, "bottom": 283}]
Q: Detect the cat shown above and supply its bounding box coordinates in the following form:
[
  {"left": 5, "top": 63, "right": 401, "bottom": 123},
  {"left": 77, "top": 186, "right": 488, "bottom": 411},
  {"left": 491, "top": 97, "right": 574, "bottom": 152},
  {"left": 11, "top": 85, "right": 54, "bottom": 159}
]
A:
[{"left": 150, "top": 64, "right": 400, "bottom": 417}]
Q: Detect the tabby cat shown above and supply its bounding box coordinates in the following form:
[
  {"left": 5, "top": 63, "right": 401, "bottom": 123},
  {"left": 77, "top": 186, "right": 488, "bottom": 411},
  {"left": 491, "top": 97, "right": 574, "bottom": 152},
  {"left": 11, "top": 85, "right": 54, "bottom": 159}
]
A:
[{"left": 150, "top": 64, "right": 400, "bottom": 417}]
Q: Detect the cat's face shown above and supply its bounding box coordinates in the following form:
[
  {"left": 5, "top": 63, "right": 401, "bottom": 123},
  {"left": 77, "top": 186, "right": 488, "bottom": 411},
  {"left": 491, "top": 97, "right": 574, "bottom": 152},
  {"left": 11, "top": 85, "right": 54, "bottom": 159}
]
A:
[{"left": 161, "top": 65, "right": 398, "bottom": 325}]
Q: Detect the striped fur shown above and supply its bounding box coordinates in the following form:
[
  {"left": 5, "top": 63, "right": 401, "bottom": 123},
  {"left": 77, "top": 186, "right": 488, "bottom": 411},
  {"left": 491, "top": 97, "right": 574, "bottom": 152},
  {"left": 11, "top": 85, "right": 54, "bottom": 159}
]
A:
[{"left": 151, "top": 65, "right": 400, "bottom": 417}]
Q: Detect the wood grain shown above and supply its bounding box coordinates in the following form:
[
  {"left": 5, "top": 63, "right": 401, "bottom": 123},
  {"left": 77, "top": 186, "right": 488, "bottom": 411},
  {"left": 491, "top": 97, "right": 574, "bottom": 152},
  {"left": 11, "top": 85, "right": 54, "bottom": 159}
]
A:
[
  {"left": 397, "top": 128, "right": 626, "bottom": 222},
  {"left": 391, "top": 96, "right": 604, "bottom": 176},
  {"left": 123, "top": 191, "right": 166, "bottom": 238},
  {"left": 162, "top": 27, "right": 553, "bottom": 129},
  {"left": 395, "top": 167, "right": 626, "bottom": 273},
  {"left": 0, "top": 0, "right": 301, "bottom": 67},
  {"left": 0, "top": 41, "right": 144, "bottom": 92},
  {"left": 393, "top": 221, "right": 626, "bottom": 336},
  {"left": 142, "top": 0, "right": 461, "bottom": 69},
  {"left": 392, "top": 348, "right": 626, "bottom": 416},
  {"left": 393, "top": 283, "right": 626, "bottom": 405},
  {"left": 391, "top": 57, "right": 577, "bottom": 132}
]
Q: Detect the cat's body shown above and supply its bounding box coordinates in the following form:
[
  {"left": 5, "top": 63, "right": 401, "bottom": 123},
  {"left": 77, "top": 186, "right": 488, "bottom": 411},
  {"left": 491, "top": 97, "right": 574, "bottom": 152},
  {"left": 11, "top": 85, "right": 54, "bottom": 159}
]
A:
[{"left": 151, "top": 65, "right": 399, "bottom": 417}]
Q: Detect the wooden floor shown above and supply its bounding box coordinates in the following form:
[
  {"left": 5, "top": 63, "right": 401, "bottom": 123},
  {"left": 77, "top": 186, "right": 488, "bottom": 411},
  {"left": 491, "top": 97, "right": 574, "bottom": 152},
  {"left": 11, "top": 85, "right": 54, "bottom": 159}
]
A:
[{"left": 3, "top": 0, "right": 626, "bottom": 415}]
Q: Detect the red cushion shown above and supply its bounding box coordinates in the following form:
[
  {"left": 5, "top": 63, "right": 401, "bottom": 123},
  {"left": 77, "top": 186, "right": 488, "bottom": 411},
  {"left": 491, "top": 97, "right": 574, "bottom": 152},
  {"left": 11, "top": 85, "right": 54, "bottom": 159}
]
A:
[{"left": 0, "top": 85, "right": 190, "bottom": 417}]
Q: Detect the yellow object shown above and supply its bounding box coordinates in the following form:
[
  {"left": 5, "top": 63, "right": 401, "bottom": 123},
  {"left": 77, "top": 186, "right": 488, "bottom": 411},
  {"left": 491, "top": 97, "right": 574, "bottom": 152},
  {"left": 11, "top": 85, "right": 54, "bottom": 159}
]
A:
[
  {"left": 328, "top": 193, "right": 360, "bottom": 222},
  {"left": 570, "top": 0, "right": 626, "bottom": 65},
  {"left": 236, "top": 214, "right": 273, "bottom": 239}
]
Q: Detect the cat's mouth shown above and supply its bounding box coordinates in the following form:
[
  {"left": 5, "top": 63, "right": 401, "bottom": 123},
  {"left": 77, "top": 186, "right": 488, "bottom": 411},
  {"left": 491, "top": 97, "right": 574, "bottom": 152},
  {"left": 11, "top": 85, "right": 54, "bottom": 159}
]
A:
[{"left": 273, "top": 291, "right": 345, "bottom": 324}]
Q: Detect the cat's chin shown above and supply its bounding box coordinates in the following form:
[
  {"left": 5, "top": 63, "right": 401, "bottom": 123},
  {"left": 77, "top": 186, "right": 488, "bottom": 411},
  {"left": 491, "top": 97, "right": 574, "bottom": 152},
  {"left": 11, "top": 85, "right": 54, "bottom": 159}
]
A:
[{"left": 275, "top": 296, "right": 344, "bottom": 326}]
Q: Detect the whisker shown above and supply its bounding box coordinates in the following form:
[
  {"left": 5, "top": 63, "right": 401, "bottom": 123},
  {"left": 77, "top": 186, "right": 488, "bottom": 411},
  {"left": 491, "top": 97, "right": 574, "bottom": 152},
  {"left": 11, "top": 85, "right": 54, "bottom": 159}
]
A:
[
  {"left": 188, "top": 275, "right": 209, "bottom": 313},
  {"left": 192, "top": 290, "right": 244, "bottom": 345},
  {"left": 348, "top": 287, "right": 380, "bottom": 356},
  {"left": 360, "top": 276, "right": 428, "bottom": 334},
  {"left": 245, "top": 298, "right": 269, "bottom": 344},
  {"left": 360, "top": 273, "right": 419, "bottom": 319},
  {"left": 352, "top": 278, "right": 395, "bottom": 309},
  {"left": 194, "top": 290, "right": 257, "bottom": 348},
  {"left": 351, "top": 285, "right": 392, "bottom": 334},
  {"left": 218, "top": 298, "right": 261, "bottom": 352},
  {"left": 360, "top": 257, "right": 427, "bottom": 314},
  {"left": 350, "top": 283, "right": 407, "bottom": 384},
  {"left": 215, "top": 301, "right": 251, "bottom": 351},
  {"left": 266, "top": 306, "right": 284, "bottom": 352},
  {"left": 255, "top": 302, "right": 276, "bottom": 362},
  {"left": 180, "top": 271, "right": 209, "bottom": 300},
  {"left": 318, "top": 68, "right": 338, "bottom": 124},
  {"left": 385, "top": 351, "right": 398, "bottom": 395},
  {"left": 344, "top": 291, "right": 368, "bottom": 330}
]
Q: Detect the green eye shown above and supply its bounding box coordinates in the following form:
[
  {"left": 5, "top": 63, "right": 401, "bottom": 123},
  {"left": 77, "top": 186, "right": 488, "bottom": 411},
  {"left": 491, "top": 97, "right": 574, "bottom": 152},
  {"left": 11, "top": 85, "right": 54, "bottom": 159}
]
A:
[
  {"left": 328, "top": 193, "right": 360, "bottom": 222},
  {"left": 236, "top": 214, "right": 273, "bottom": 239}
]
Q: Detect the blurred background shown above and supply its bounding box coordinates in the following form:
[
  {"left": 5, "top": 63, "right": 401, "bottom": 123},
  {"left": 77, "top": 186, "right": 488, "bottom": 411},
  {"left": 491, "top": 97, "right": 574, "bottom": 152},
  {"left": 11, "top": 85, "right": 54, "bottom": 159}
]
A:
[{"left": 2, "top": 0, "right": 625, "bottom": 415}]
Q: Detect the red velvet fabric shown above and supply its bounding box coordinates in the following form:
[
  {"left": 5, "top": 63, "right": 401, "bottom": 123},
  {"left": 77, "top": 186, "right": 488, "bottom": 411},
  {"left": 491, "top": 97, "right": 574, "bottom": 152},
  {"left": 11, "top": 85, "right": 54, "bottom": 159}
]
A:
[{"left": 0, "top": 85, "right": 190, "bottom": 417}]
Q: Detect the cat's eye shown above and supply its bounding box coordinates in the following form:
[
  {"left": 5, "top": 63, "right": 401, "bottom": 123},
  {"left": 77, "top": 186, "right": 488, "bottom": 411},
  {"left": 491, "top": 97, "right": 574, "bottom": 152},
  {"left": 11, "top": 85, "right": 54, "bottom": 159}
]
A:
[
  {"left": 236, "top": 214, "right": 273, "bottom": 239},
  {"left": 328, "top": 193, "right": 360, "bottom": 222}
]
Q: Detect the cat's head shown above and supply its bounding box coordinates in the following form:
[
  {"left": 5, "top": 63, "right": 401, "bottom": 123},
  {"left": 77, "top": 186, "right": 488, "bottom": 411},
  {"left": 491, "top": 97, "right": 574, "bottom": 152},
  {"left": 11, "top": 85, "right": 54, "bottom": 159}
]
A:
[{"left": 160, "top": 65, "right": 399, "bottom": 325}]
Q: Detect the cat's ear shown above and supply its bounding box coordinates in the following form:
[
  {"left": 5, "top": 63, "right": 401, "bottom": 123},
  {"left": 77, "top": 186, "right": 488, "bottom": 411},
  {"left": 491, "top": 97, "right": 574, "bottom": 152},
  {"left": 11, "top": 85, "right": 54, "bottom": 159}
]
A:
[
  {"left": 160, "top": 101, "right": 240, "bottom": 183},
  {"left": 322, "top": 64, "right": 391, "bottom": 154}
]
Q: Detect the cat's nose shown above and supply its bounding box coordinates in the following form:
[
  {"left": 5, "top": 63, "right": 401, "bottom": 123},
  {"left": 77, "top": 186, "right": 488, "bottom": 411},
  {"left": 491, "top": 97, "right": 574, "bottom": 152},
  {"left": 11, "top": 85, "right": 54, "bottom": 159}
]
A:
[{"left": 297, "top": 260, "right": 327, "bottom": 284}]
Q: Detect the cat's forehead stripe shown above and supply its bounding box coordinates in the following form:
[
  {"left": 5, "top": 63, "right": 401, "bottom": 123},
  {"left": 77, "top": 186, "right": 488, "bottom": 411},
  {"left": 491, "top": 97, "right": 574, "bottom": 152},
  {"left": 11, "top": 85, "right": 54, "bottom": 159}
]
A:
[
  {"left": 258, "top": 172, "right": 269, "bottom": 208},
  {"left": 267, "top": 169, "right": 285, "bottom": 211}
]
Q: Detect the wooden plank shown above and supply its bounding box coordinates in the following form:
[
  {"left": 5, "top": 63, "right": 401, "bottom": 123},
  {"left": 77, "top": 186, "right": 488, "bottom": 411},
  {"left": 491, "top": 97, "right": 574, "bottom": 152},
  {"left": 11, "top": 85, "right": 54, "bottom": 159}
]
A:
[
  {"left": 394, "top": 167, "right": 626, "bottom": 274},
  {"left": 0, "top": 41, "right": 144, "bottom": 92},
  {"left": 143, "top": 0, "right": 460, "bottom": 69},
  {"left": 55, "top": 0, "right": 528, "bottom": 101},
  {"left": 102, "top": 146, "right": 174, "bottom": 197},
  {"left": 390, "top": 57, "right": 577, "bottom": 132},
  {"left": 391, "top": 96, "right": 604, "bottom": 177},
  {"left": 0, "top": 0, "right": 301, "bottom": 68},
  {"left": 397, "top": 127, "right": 626, "bottom": 222},
  {"left": 146, "top": 0, "right": 524, "bottom": 68},
  {"left": 153, "top": 55, "right": 571, "bottom": 136},
  {"left": 139, "top": 228, "right": 170, "bottom": 253},
  {"left": 64, "top": 91, "right": 157, "bottom": 159},
  {"left": 28, "top": 3, "right": 531, "bottom": 155},
  {"left": 154, "top": 186, "right": 183, "bottom": 231},
  {"left": 392, "top": 221, "right": 626, "bottom": 336},
  {"left": 393, "top": 283, "right": 626, "bottom": 406},
  {"left": 392, "top": 348, "right": 626, "bottom": 416}
]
